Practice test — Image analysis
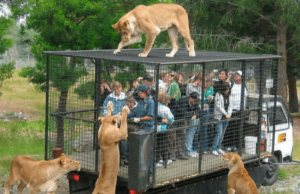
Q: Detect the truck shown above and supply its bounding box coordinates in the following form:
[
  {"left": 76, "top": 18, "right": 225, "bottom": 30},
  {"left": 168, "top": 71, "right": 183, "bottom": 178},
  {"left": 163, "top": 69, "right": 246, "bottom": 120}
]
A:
[{"left": 43, "top": 48, "right": 294, "bottom": 193}]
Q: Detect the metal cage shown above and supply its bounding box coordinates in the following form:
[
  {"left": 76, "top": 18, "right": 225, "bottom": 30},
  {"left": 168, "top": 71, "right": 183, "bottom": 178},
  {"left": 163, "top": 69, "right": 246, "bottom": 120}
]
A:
[{"left": 44, "top": 48, "right": 280, "bottom": 189}]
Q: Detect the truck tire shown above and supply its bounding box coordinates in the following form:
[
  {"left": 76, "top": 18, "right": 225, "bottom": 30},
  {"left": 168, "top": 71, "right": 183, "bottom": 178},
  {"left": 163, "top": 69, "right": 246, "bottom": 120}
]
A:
[{"left": 262, "top": 156, "right": 279, "bottom": 186}]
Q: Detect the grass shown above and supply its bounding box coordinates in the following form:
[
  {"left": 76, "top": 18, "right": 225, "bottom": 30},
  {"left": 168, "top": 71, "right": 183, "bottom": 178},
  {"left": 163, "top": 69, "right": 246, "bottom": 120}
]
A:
[
  {"left": 0, "top": 69, "right": 45, "bottom": 181},
  {"left": 278, "top": 166, "right": 300, "bottom": 180},
  {"left": 290, "top": 113, "right": 300, "bottom": 117},
  {"left": 0, "top": 120, "right": 45, "bottom": 174},
  {"left": 0, "top": 68, "right": 45, "bottom": 120}
]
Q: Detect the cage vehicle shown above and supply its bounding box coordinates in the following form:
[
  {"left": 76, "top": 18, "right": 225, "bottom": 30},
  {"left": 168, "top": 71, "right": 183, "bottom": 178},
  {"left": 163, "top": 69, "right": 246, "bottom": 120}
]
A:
[{"left": 43, "top": 48, "right": 293, "bottom": 194}]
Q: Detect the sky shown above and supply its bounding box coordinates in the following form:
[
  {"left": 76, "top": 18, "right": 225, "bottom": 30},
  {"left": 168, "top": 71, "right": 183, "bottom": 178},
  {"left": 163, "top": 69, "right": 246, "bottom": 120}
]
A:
[
  {"left": 0, "top": 3, "right": 26, "bottom": 25},
  {"left": 0, "top": 3, "right": 11, "bottom": 18}
]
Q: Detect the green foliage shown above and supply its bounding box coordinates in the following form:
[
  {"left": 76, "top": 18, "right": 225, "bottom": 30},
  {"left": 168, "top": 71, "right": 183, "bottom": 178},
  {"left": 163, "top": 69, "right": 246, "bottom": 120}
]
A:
[
  {"left": 74, "top": 61, "right": 147, "bottom": 100},
  {"left": 4, "top": 112, "right": 14, "bottom": 116},
  {"left": 0, "top": 16, "right": 13, "bottom": 54},
  {"left": 177, "top": 0, "right": 285, "bottom": 55},
  {"left": 27, "top": 0, "right": 115, "bottom": 50},
  {"left": 0, "top": 62, "right": 15, "bottom": 96},
  {"left": 74, "top": 81, "right": 95, "bottom": 100},
  {"left": 0, "top": 62, "right": 15, "bottom": 85}
]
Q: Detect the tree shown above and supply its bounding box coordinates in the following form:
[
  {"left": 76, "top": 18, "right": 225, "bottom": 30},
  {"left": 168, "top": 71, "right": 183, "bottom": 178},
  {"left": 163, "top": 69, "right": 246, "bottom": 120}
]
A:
[
  {"left": 17, "top": 0, "right": 169, "bottom": 149},
  {"left": 0, "top": 16, "right": 15, "bottom": 96},
  {"left": 18, "top": 0, "right": 107, "bottom": 150},
  {"left": 179, "top": 0, "right": 300, "bottom": 111},
  {"left": 0, "top": 17, "right": 13, "bottom": 54}
]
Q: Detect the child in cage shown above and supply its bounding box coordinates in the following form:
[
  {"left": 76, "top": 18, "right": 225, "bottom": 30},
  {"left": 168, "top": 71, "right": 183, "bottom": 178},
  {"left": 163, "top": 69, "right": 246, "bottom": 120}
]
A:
[
  {"left": 212, "top": 82, "right": 233, "bottom": 156},
  {"left": 155, "top": 89, "right": 175, "bottom": 167}
]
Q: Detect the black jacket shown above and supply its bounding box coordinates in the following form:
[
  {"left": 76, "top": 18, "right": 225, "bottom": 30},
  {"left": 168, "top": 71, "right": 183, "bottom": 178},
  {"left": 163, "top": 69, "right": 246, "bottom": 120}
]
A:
[{"left": 172, "top": 97, "right": 200, "bottom": 120}]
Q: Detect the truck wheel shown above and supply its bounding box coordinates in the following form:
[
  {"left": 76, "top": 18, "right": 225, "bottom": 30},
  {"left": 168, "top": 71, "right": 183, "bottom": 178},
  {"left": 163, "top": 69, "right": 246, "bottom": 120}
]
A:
[{"left": 262, "top": 156, "right": 279, "bottom": 186}]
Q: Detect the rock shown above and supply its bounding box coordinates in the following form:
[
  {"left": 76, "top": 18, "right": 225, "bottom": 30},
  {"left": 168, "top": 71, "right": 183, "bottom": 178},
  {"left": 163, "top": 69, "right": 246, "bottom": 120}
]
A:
[
  {"left": 72, "top": 131, "right": 94, "bottom": 152},
  {"left": 3, "top": 118, "right": 9, "bottom": 123}
]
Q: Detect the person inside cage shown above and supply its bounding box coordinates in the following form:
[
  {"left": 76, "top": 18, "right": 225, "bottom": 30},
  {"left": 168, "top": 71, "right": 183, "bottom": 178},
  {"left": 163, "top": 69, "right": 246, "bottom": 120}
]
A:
[
  {"left": 127, "top": 84, "right": 155, "bottom": 172},
  {"left": 124, "top": 96, "right": 137, "bottom": 112},
  {"left": 213, "top": 69, "right": 226, "bottom": 88},
  {"left": 186, "top": 74, "right": 202, "bottom": 97},
  {"left": 185, "top": 74, "right": 202, "bottom": 153},
  {"left": 212, "top": 82, "right": 233, "bottom": 156},
  {"left": 166, "top": 72, "right": 181, "bottom": 101},
  {"left": 99, "top": 78, "right": 112, "bottom": 106},
  {"left": 128, "top": 84, "right": 154, "bottom": 130},
  {"left": 231, "top": 70, "right": 249, "bottom": 111},
  {"left": 126, "top": 79, "right": 139, "bottom": 97},
  {"left": 158, "top": 72, "right": 170, "bottom": 91},
  {"left": 210, "top": 69, "right": 218, "bottom": 79},
  {"left": 197, "top": 76, "right": 214, "bottom": 155},
  {"left": 174, "top": 91, "right": 201, "bottom": 158},
  {"left": 133, "top": 74, "right": 156, "bottom": 100},
  {"left": 119, "top": 96, "right": 138, "bottom": 166},
  {"left": 102, "top": 81, "right": 126, "bottom": 117},
  {"left": 188, "top": 73, "right": 196, "bottom": 83},
  {"left": 211, "top": 68, "right": 229, "bottom": 112},
  {"left": 224, "top": 70, "right": 249, "bottom": 152},
  {"left": 155, "top": 89, "right": 175, "bottom": 167},
  {"left": 177, "top": 72, "right": 187, "bottom": 97},
  {"left": 226, "top": 71, "right": 234, "bottom": 86}
]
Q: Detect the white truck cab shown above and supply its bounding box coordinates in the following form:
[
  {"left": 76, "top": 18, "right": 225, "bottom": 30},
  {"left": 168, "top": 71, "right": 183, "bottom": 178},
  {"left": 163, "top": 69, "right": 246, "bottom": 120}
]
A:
[{"left": 247, "top": 97, "right": 294, "bottom": 185}]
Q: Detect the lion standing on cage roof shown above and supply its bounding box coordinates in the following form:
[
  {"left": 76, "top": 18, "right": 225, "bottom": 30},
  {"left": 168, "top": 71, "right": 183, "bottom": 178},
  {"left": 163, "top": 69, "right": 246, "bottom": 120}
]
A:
[{"left": 112, "top": 3, "right": 195, "bottom": 58}]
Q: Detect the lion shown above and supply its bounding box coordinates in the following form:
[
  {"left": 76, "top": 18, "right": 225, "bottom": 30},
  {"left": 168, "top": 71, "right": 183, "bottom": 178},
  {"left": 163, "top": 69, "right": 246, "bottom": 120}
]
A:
[
  {"left": 4, "top": 153, "right": 80, "bottom": 194},
  {"left": 222, "top": 153, "right": 259, "bottom": 194},
  {"left": 112, "top": 3, "right": 195, "bottom": 58},
  {"left": 92, "top": 101, "right": 130, "bottom": 194}
]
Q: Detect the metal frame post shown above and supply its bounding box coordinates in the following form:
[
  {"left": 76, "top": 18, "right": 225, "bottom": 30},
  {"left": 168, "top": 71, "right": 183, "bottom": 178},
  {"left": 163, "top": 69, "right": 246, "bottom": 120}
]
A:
[
  {"left": 94, "top": 59, "right": 101, "bottom": 172},
  {"left": 238, "top": 60, "right": 246, "bottom": 155},
  {"left": 45, "top": 55, "right": 50, "bottom": 160},
  {"left": 257, "top": 60, "right": 265, "bottom": 155},
  {"left": 198, "top": 63, "right": 206, "bottom": 172},
  {"left": 271, "top": 59, "right": 279, "bottom": 153},
  {"left": 152, "top": 63, "right": 160, "bottom": 186}
]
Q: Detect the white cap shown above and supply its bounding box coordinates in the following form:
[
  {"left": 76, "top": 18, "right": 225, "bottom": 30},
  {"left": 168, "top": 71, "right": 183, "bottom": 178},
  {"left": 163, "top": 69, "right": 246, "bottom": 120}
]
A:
[{"left": 236, "top": 70, "right": 242, "bottom": 76}]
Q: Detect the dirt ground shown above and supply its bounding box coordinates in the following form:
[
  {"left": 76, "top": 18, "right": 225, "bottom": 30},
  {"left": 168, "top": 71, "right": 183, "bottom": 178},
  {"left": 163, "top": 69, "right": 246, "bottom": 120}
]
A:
[{"left": 0, "top": 100, "right": 44, "bottom": 121}]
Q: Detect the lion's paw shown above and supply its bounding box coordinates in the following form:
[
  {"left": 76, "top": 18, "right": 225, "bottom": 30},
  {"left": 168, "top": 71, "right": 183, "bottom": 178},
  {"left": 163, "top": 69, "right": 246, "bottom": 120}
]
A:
[
  {"left": 113, "top": 49, "right": 121, "bottom": 54},
  {"left": 166, "top": 53, "right": 174, "bottom": 57},
  {"left": 122, "top": 105, "right": 130, "bottom": 114},
  {"left": 138, "top": 53, "right": 148, "bottom": 57},
  {"left": 189, "top": 52, "right": 196, "bottom": 57},
  {"left": 107, "top": 101, "right": 113, "bottom": 112}
]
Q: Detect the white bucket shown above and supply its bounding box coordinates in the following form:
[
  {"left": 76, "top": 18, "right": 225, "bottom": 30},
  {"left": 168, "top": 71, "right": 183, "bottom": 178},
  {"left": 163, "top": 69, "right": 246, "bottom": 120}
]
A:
[{"left": 244, "top": 136, "right": 257, "bottom": 154}]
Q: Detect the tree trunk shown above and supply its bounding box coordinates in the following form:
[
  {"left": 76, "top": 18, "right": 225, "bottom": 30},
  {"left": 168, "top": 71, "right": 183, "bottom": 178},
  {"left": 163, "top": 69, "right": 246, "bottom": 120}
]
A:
[
  {"left": 287, "top": 32, "right": 299, "bottom": 113},
  {"left": 276, "top": 18, "right": 288, "bottom": 103},
  {"left": 56, "top": 89, "right": 68, "bottom": 149},
  {"left": 288, "top": 78, "right": 299, "bottom": 112}
]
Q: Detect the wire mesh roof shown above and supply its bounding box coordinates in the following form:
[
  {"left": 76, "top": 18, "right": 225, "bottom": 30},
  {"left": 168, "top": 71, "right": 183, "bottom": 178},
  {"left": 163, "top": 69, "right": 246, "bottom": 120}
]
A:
[{"left": 43, "top": 48, "right": 281, "bottom": 65}]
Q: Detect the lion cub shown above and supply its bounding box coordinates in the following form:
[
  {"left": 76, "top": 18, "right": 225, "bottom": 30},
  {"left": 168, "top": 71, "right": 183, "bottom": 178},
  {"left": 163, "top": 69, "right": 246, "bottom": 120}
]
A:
[
  {"left": 222, "top": 153, "right": 259, "bottom": 194},
  {"left": 5, "top": 153, "right": 80, "bottom": 194},
  {"left": 112, "top": 3, "right": 195, "bottom": 58}
]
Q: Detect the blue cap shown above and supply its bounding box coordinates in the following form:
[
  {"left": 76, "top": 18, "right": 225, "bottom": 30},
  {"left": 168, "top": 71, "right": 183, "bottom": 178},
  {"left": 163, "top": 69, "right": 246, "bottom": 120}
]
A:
[{"left": 134, "top": 84, "right": 149, "bottom": 94}]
